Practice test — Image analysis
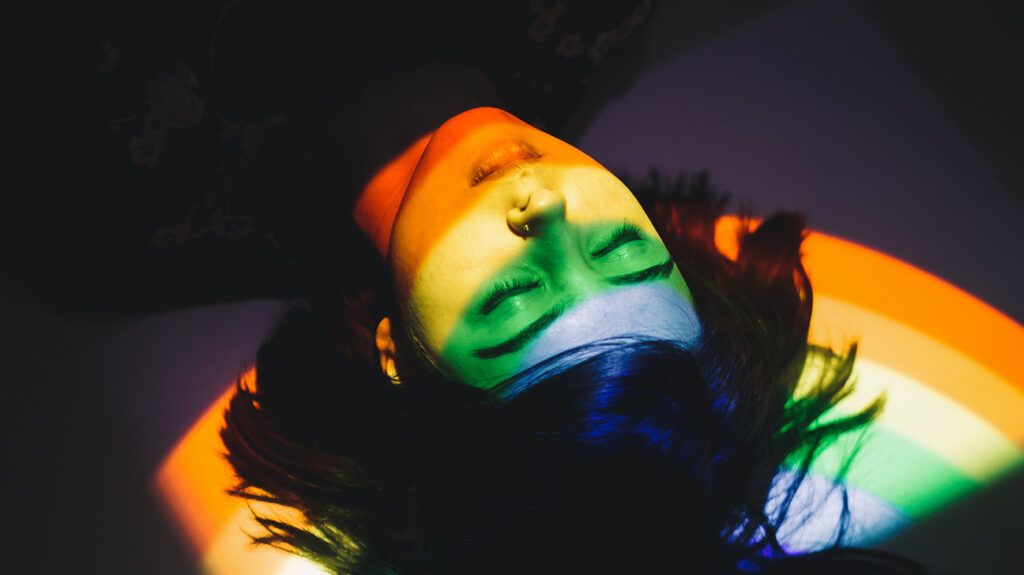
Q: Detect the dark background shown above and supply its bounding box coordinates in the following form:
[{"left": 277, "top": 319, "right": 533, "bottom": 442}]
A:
[{"left": 4, "top": 1, "right": 1022, "bottom": 573}]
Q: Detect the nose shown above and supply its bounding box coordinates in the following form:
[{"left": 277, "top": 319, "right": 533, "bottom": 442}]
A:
[
  {"left": 505, "top": 185, "right": 614, "bottom": 304},
  {"left": 507, "top": 186, "right": 567, "bottom": 236}
]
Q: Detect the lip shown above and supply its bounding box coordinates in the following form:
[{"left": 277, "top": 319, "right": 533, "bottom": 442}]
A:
[{"left": 470, "top": 138, "right": 541, "bottom": 186}]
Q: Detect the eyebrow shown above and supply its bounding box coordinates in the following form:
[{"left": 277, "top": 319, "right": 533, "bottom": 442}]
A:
[
  {"left": 471, "top": 259, "right": 675, "bottom": 359},
  {"left": 473, "top": 301, "right": 568, "bottom": 359}
]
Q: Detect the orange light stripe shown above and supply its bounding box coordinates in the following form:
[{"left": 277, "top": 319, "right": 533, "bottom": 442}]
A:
[
  {"left": 715, "top": 216, "right": 1024, "bottom": 393},
  {"left": 157, "top": 216, "right": 1024, "bottom": 569},
  {"left": 154, "top": 368, "right": 253, "bottom": 555}
]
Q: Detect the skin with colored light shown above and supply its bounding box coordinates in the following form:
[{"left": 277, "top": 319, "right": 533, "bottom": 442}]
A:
[{"left": 355, "top": 107, "right": 698, "bottom": 386}]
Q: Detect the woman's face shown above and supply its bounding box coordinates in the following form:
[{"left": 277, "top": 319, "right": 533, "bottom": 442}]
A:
[{"left": 382, "top": 107, "right": 700, "bottom": 386}]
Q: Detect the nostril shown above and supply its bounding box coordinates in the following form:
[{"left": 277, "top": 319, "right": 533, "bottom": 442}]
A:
[
  {"left": 507, "top": 187, "right": 566, "bottom": 238},
  {"left": 512, "top": 187, "right": 531, "bottom": 211},
  {"left": 507, "top": 206, "right": 529, "bottom": 235}
]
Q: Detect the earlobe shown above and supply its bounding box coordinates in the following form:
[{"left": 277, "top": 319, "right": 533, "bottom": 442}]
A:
[{"left": 375, "top": 317, "right": 402, "bottom": 385}]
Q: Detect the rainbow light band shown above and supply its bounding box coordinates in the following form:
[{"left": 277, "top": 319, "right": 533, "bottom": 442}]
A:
[{"left": 155, "top": 217, "right": 1024, "bottom": 572}]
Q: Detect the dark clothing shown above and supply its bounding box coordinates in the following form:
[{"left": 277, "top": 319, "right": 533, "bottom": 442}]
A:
[{"left": 11, "top": 0, "right": 655, "bottom": 317}]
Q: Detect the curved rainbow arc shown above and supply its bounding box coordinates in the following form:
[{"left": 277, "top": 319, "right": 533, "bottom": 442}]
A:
[
  {"left": 715, "top": 216, "right": 1024, "bottom": 546},
  {"left": 155, "top": 219, "right": 1024, "bottom": 572}
]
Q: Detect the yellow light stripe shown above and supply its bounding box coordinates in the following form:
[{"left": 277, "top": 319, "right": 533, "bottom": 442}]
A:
[
  {"left": 278, "top": 556, "right": 332, "bottom": 575},
  {"left": 803, "top": 352, "right": 1024, "bottom": 483},
  {"left": 202, "top": 505, "right": 292, "bottom": 574},
  {"left": 810, "top": 296, "right": 1024, "bottom": 446},
  {"left": 155, "top": 217, "right": 1024, "bottom": 571}
]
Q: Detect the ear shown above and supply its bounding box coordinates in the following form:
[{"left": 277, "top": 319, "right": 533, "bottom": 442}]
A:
[{"left": 375, "top": 317, "right": 401, "bottom": 385}]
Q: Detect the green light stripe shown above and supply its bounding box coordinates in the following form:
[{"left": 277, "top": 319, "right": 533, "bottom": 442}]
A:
[{"left": 784, "top": 425, "right": 978, "bottom": 519}]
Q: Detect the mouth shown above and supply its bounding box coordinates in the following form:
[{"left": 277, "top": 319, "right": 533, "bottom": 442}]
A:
[{"left": 470, "top": 138, "right": 542, "bottom": 186}]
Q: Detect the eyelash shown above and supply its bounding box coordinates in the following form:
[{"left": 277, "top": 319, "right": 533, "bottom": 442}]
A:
[
  {"left": 591, "top": 222, "right": 644, "bottom": 257},
  {"left": 481, "top": 277, "right": 542, "bottom": 315},
  {"left": 479, "top": 223, "right": 645, "bottom": 314}
]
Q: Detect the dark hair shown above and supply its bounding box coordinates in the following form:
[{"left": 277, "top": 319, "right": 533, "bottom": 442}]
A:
[{"left": 220, "top": 169, "right": 930, "bottom": 574}]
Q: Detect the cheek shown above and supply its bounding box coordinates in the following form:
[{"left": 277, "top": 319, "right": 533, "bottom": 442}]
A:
[
  {"left": 405, "top": 214, "right": 525, "bottom": 353},
  {"left": 560, "top": 167, "right": 655, "bottom": 230}
]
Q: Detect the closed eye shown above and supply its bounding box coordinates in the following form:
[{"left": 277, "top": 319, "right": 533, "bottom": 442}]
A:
[
  {"left": 608, "top": 258, "right": 674, "bottom": 285},
  {"left": 480, "top": 277, "right": 542, "bottom": 315},
  {"left": 590, "top": 222, "right": 644, "bottom": 258}
]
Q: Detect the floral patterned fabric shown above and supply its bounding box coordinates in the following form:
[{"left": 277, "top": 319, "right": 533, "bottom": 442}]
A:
[{"left": 12, "top": 1, "right": 656, "bottom": 315}]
